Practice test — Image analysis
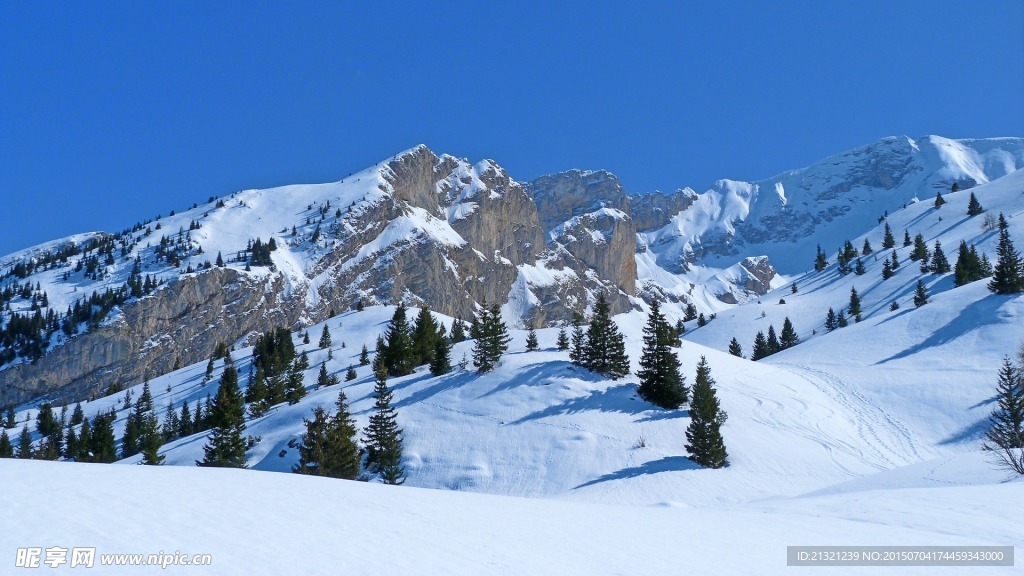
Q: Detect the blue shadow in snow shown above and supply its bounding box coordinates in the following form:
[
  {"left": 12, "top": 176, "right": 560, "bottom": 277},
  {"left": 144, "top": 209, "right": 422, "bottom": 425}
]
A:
[
  {"left": 476, "top": 361, "right": 605, "bottom": 399},
  {"left": 390, "top": 370, "right": 478, "bottom": 409},
  {"left": 874, "top": 294, "right": 1007, "bottom": 365},
  {"left": 510, "top": 383, "right": 652, "bottom": 424},
  {"left": 938, "top": 418, "right": 990, "bottom": 446},
  {"left": 573, "top": 456, "right": 700, "bottom": 489}
]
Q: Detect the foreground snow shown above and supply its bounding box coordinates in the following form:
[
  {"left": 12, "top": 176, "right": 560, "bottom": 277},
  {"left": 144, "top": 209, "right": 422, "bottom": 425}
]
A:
[{"left": 1, "top": 458, "right": 1019, "bottom": 575}]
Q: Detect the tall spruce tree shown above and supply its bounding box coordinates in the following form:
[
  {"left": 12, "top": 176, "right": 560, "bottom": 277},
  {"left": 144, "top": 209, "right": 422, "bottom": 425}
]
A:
[
  {"left": 814, "top": 244, "right": 828, "bottom": 272},
  {"left": 582, "top": 294, "right": 630, "bottom": 379},
  {"left": 988, "top": 214, "right": 1024, "bottom": 294},
  {"left": 293, "top": 390, "right": 361, "bottom": 480},
  {"left": 766, "top": 325, "right": 780, "bottom": 354},
  {"left": 882, "top": 222, "right": 895, "bottom": 249},
  {"left": 450, "top": 320, "right": 466, "bottom": 343},
  {"left": 862, "top": 239, "right": 873, "bottom": 256},
  {"left": 825, "top": 307, "right": 837, "bottom": 331},
  {"left": 751, "top": 331, "right": 770, "bottom": 361},
  {"left": 197, "top": 364, "right": 248, "bottom": 468},
  {"left": 967, "top": 192, "right": 984, "bottom": 216},
  {"left": 411, "top": 305, "right": 441, "bottom": 366},
  {"left": 779, "top": 317, "right": 799, "bottom": 349},
  {"left": 636, "top": 300, "right": 688, "bottom": 409},
  {"left": 363, "top": 357, "right": 405, "bottom": 484},
  {"left": 429, "top": 335, "right": 451, "bottom": 376},
  {"left": 934, "top": 190, "right": 945, "bottom": 208},
  {"left": 849, "top": 287, "right": 862, "bottom": 322},
  {"left": 381, "top": 302, "right": 417, "bottom": 376},
  {"left": 983, "top": 357, "right": 1024, "bottom": 451},
  {"left": 728, "top": 337, "right": 744, "bottom": 358},
  {"left": 913, "top": 279, "right": 929, "bottom": 307},
  {"left": 837, "top": 308, "right": 849, "bottom": 328},
  {"left": 90, "top": 410, "right": 118, "bottom": 463},
  {"left": 525, "top": 323, "right": 539, "bottom": 352},
  {"left": 569, "top": 312, "right": 586, "bottom": 365},
  {"left": 472, "top": 303, "right": 511, "bottom": 373},
  {"left": 684, "top": 357, "right": 729, "bottom": 468},
  {"left": 930, "top": 241, "right": 951, "bottom": 274},
  {"left": 16, "top": 423, "right": 31, "bottom": 459},
  {"left": 319, "top": 325, "right": 332, "bottom": 349},
  {"left": 360, "top": 344, "right": 370, "bottom": 366},
  {"left": 556, "top": 327, "right": 570, "bottom": 350},
  {"left": 0, "top": 429, "right": 12, "bottom": 458}
]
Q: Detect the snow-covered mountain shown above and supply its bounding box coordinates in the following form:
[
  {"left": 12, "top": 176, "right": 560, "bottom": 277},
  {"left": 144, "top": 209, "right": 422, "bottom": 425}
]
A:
[
  {"left": 0, "top": 135, "right": 1021, "bottom": 407},
  {"left": 2, "top": 134, "right": 1024, "bottom": 574}
]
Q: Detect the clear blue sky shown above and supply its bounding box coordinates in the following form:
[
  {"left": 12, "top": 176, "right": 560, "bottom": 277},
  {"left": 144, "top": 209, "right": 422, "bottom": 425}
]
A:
[{"left": 2, "top": 1, "right": 1022, "bottom": 255}]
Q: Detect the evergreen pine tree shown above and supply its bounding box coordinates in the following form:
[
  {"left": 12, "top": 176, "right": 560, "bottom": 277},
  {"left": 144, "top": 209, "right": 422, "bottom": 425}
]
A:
[
  {"left": 360, "top": 344, "right": 370, "bottom": 366},
  {"left": 205, "top": 357, "right": 215, "bottom": 381},
  {"left": 138, "top": 410, "right": 165, "bottom": 465},
  {"left": 903, "top": 230, "right": 912, "bottom": 247},
  {"left": 890, "top": 249, "right": 900, "bottom": 269},
  {"left": 988, "top": 214, "right": 1024, "bottom": 294},
  {"left": 913, "top": 279, "right": 929, "bottom": 307},
  {"left": 285, "top": 361, "right": 307, "bottom": 405},
  {"left": 889, "top": 300, "right": 900, "bottom": 311},
  {"left": 930, "top": 241, "right": 950, "bottom": 273},
  {"left": 685, "top": 357, "right": 729, "bottom": 468},
  {"left": 474, "top": 303, "right": 511, "bottom": 373},
  {"left": 449, "top": 320, "right": 466, "bottom": 343},
  {"left": 556, "top": 327, "right": 569, "bottom": 350},
  {"left": 982, "top": 357, "right": 1024, "bottom": 473},
  {"left": 967, "top": 192, "right": 984, "bottom": 216},
  {"left": 346, "top": 365, "right": 358, "bottom": 381},
  {"left": 728, "top": 337, "right": 744, "bottom": 358},
  {"left": 363, "top": 358, "right": 405, "bottom": 484},
  {"left": 837, "top": 309, "right": 849, "bottom": 328},
  {"left": 317, "top": 363, "right": 331, "bottom": 389},
  {"left": 411, "top": 305, "right": 441, "bottom": 366},
  {"left": 71, "top": 402, "right": 84, "bottom": 426},
  {"left": 934, "top": 190, "right": 945, "bottom": 208},
  {"left": 825, "top": 307, "right": 837, "bottom": 331},
  {"left": 89, "top": 410, "right": 118, "bottom": 463},
  {"left": 429, "top": 335, "right": 451, "bottom": 376},
  {"left": 197, "top": 364, "right": 248, "bottom": 468},
  {"left": 882, "top": 222, "right": 895, "bottom": 249},
  {"left": 854, "top": 258, "right": 866, "bottom": 275},
  {"left": 16, "top": 423, "right": 31, "bottom": 459},
  {"left": 5, "top": 408, "right": 15, "bottom": 429},
  {"left": 382, "top": 302, "right": 416, "bottom": 376},
  {"left": 751, "top": 331, "right": 770, "bottom": 361},
  {"left": 294, "top": 387, "right": 361, "bottom": 479},
  {"left": 525, "top": 323, "right": 539, "bottom": 351},
  {"left": 779, "top": 317, "right": 799, "bottom": 349},
  {"left": 0, "top": 429, "right": 13, "bottom": 458},
  {"left": 911, "top": 233, "right": 930, "bottom": 261},
  {"left": 849, "top": 287, "right": 862, "bottom": 322},
  {"left": 319, "top": 325, "right": 332, "bottom": 349},
  {"left": 881, "top": 258, "right": 894, "bottom": 280},
  {"left": 636, "top": 300, "right": 688, "bottom": 409},
  {"left": 582, "top": 294, "right": 630, "bottom": 379},
  {"left": 697, "top": 313, "right": 707, "bottom": 327},
  {"left": 766, "top": 325, "right": 780, "bottom": 354},
  {"left": 569, "top": 312, "right": 586, "bottom": 365},
  {"left": 814, "top": 244, "right": 828, "bottom": 271},
  {"left": 862, "top": 239, "right": 873, "bottom": 256},
  {"left": 178, "top": 401, "right": 192, "bottom": 437}
]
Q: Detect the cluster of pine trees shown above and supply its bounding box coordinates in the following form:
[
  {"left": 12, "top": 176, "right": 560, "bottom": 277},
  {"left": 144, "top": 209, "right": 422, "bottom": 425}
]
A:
[
  {"left": 748, "top": 317, "right": 799, "bottom": 360},
  {"left": 568, "top": 294, "right": 629, "bottom": 380}
]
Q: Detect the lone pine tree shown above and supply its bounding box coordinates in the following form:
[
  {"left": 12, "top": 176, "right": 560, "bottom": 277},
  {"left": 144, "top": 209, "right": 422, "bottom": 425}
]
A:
[
  {"left": 582, "top": 294, "right": 630, "bottom": 379},
  {"left": 472, "top": 303, "right": 511, "bottom": 373},
  {"left": 988, "top": 214, "right": 1024, "bottom": 294},
  {"left": 556, "top": 326, "right": 569, "bottom": 350},
  {"left": 685, "top": 356, "right": 729, "bottom": 468},
  {"left": 429, "top": 334, "right": 451, "bottom": 376},
  {"left": 967, "top": 192, "right": 984, "bottom": 216},
  {"left": 728, "top": 337, "right": 744, "bottom": 358},
  {"left": 779, "top": 317, "right": 799, "bottom": 349},
  {"left": 882, "top": 222, "right": 896, "bottom": 249},
  {"left": 197, "top": 363, "right": 248, "bottom": 468},
  {"left": 913, "top": 279, "right": 929, "bottom": 307},
  {"left": 525, "top": 323, "right": 539, "bottom": 351},
  {"left": 363, "top": 357, "right": 405, "bottom": 484},
  {"left": 636, "top": 300, "right": 688, "bottom": 409}
]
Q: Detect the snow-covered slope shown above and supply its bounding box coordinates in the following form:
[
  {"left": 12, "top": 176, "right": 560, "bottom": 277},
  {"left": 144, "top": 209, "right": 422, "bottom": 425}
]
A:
[{"left": 638, "top": 135, "right": 1024, "bottom": 275}]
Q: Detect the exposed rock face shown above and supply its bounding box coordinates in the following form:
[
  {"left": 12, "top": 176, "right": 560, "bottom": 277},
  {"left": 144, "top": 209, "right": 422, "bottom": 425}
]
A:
[
  {"left": 715, "top": 257, "right": 777, "bottom": 304},
  {"left": 0, "top": 268, "right": 304, "bottom": 407},
  {"left": 631, "top": 189, "right": 698, "bottom": 231},
  {"left": 527, "top": 170, "right": 637, "bottom": 298}
]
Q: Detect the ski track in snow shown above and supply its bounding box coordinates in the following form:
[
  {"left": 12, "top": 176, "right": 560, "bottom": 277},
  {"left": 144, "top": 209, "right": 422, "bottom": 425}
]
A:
[{"left": 772, "top": 362, "right": 924, "bottom": 473}]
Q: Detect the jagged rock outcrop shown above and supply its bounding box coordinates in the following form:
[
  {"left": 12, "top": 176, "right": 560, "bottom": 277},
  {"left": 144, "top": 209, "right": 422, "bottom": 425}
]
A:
[{"left": 0, "top": 268, "right": 304, "bottom": 407}]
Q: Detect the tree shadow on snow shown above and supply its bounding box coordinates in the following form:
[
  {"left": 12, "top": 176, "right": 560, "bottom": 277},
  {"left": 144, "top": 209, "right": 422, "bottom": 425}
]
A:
[
  {"left": 572, "top": 456, "right": 700, "bottom": 489},
  {"left": 509, "top": 383, "right": 653, "bottom": 424},
  {"left": 874, "top": 295, "right": 1008, "bottom": 365},
  {"left": 938, "top": 417, "right": 990, "bottom": 446},
  {"left": 476, "top": 361, "right": 605, "bottom": 399}
]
